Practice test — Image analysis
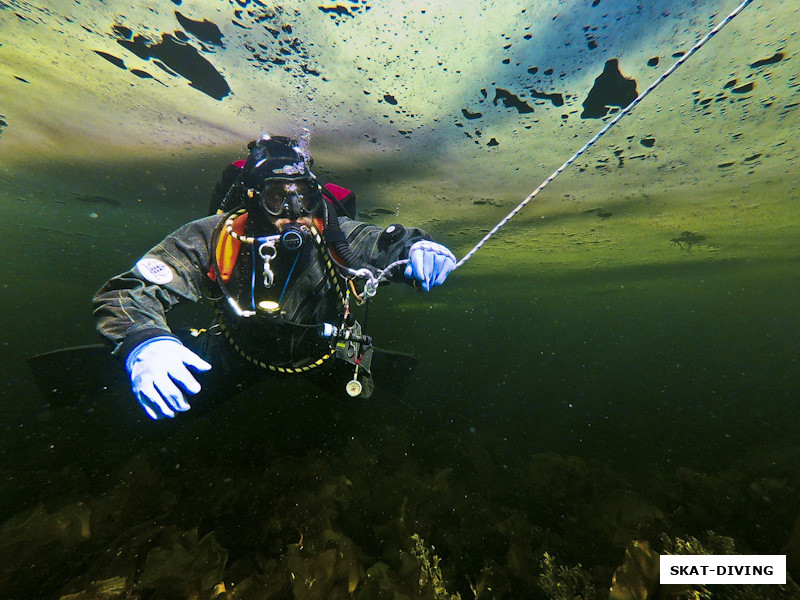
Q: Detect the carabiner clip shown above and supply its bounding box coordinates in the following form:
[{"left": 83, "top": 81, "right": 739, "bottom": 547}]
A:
[{"left": 258, "top": 238, "right": 278, "bottom": 287}]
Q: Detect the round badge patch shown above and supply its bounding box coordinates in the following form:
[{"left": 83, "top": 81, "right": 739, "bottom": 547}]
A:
[{"left": 136, "top": 257, "right": 174, "bottom": 285}]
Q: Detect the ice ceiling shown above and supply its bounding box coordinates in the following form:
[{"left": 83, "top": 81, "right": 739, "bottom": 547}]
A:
[{"left": 0, "top": 0, "right": 797, "bottom": 272}]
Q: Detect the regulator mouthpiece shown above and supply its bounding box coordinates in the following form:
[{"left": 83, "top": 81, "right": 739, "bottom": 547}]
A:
[{"left": 281, "top": 224, "right": 307, "bottom": 251}]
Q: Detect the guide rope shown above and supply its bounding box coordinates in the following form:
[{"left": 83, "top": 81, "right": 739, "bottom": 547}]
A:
[
  {"left": 341, "top": 0, "right": 754, "bottom": 294},
  {"left": 453, "top": 0, "right": 754, "bottom": 269}
]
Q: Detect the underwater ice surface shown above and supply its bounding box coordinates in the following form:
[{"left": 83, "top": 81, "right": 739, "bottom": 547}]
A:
[{"left": 0, "top": 0, "right": 799, "bottom": 598}]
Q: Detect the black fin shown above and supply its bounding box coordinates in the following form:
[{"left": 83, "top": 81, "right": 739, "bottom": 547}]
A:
[
  {"left": 29, "top": 344, "right": 126, "bottom": 404},
  {"left": 370, "top": 347, "right": 418, "bottom": 396}
]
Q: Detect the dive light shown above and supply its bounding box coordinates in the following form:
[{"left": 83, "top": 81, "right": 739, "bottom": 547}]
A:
[{"left": 319, "top": 323, "right": 373, "bottom": 346}]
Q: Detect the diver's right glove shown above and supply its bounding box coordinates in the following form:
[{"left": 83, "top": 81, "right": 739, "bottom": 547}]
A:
[{"left": 125, "top": 337, "right": 212, "bottom": 420}]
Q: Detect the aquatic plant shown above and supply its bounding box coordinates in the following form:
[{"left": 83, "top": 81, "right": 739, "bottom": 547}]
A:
[
  {"left": 538, "top": 551, "right": 600, "bottom": 600},
  {"left": 411, "top": 533, "right": 462, "bottom": 600},
  {"left": 660, "top": 531, "right": 735, "bottom": 557},
  {"left": 58, "top": 576, "right": 128, "bottom": 600},
  {"left": 608, "top": 540, "right": 662, "bottom": 600}
]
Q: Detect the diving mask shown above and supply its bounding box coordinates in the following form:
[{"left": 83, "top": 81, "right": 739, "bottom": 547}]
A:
[{"left": 257, "top": 180, "right": 321, "bottom": 217}]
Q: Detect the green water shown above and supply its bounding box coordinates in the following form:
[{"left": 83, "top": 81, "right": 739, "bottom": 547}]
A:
[{"left": 1, "top": 155, "right": 798, "bottom": 599}]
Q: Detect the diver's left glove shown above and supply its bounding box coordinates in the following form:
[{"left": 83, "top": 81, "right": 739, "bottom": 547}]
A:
[
  {"left": 404, "top": 240, "right": 456, "bottom": 291},
  {"left": 125, "top": 336, "right": 212, "bottom": 420}
]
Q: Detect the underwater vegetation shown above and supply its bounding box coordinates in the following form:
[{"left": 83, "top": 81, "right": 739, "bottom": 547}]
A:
[
  {"left": 2, "top": 423, "right": 800, "bottom": 600},
  {"left": 411, "top": 534, "right": 462, "bottom": 600}
]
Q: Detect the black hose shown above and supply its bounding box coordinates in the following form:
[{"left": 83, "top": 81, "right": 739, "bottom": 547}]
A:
[{"left": 323, "top": 198, "right": 364, "bottom": 270}]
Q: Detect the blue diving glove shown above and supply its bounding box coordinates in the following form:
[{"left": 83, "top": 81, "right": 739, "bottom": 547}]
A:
[
  {"left": 404, "top": 240, "right": 456, "bottom": 291},
  {"left": 125, "top": 337, "right": 212, "bottom": 420}
]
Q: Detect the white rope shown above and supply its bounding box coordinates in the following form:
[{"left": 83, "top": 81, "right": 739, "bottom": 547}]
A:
[{"left": 454, "top": 0, "right": 754, "bottom": 269}]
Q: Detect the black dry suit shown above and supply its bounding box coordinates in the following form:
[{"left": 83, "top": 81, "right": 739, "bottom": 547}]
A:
[{"left": 92, "top": 188, "right": 431, "bottom": 395}]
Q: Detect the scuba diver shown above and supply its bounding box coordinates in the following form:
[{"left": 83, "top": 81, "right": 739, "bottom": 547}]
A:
[{"left": 91, "top": 134, "right": 456, "bottom": 420}]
